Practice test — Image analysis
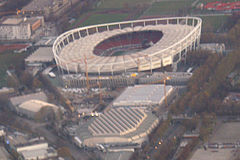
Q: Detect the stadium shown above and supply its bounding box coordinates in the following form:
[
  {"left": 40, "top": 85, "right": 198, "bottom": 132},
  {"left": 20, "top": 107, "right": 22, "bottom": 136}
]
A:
[{"left": 53, "top": 17, "right": 202, "bottom": 75}]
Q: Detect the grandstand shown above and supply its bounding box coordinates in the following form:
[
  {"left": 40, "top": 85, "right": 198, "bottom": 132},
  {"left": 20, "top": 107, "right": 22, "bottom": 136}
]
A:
[
  {"left": 53, "top": 17, "right": 202, "bottom": 75},
  {"left": 204, "top": 1, "right": 240, "bottom": 12}
]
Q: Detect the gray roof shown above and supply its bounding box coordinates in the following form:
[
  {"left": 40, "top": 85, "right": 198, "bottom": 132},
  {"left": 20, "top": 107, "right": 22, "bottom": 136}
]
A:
[
  {"left": 25, "top": 47, "right": 54, "bottom": 63},
  {"left": 113, "top": 84, "right": 173, "bottom": 106},
  {"left": 10, "top": 92, "right": 47, "bottom": 106}
]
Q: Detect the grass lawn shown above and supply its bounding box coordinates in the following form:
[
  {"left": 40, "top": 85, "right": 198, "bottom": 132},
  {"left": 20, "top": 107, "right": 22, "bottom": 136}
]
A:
[
  {"left": 79, "top": 13, "right": 129, "bottom": 27},
  {"left": 143, "top": 0, "right": 194, "bottom": 16},
  {"left": 97, "top": 0, "right": 152, "bottom": 9},
  {"left": 200, "top": 15, "right": 229, "bottom": 32},
  {"left": 0, "top": 51, "right": 29, "bottom": 87}
]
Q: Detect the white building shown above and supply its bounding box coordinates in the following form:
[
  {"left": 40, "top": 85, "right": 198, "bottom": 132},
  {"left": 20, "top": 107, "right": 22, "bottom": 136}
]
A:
[
  {"left": 17, "top": 100, "right": 58, "bottom": 118},
  {"left": 25, "top": 47, "right": 55, "bottom": 75},
  {"left": 0, "top": 126, "right": 5, "bottom": 137},
  {"left": 0, "top": 16, "right": 44, "bottom": 40},
  {"left": 199, "top": 43, "right": 226, "bottom": 54},
  {"left": 113, "top": 84, "right": 173, "bottom": 108},
  {"left": 76, "top": 108, "right": 159, "bottom": 148},
  {"left": 10, "top": 92, "right": 47, "bottom": 107}
]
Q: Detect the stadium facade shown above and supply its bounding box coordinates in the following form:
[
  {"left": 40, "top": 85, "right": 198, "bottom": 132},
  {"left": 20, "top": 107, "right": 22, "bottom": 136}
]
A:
[{"left": 53, "top": 17, "right": 202, "bottom": 75}]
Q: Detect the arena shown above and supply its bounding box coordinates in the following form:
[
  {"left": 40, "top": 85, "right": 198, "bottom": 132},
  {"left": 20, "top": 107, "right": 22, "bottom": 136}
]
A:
[{"left": 53, "top": 17, "right": 202, "bottom": 75}]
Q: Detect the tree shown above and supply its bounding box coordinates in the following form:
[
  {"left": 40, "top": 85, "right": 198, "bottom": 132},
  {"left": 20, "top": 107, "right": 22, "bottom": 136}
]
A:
[
  {"left": 0, "top": 94, "right": 8, "bottom": 109},
  {"left": 34, "top": 106, "right": 56, "bottom": 122},
  {"left": 6, "top": 75, "right": 20, "bottom": 90},
  {"left": 20, "top": 71, "right": 33, "bottom": 89},
  {"left": 57, "top": 147, "right": 74, "bottom": 160}
]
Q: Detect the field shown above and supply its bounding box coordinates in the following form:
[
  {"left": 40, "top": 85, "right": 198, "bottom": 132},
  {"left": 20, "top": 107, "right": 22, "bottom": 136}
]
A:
[
  {"left": 79, "top": 13, "right": 129, "bottom": 27},
  {"left": 143, "top": 0, "right": 194, "bottom": 16},
  {"left": 0, "top": 51, "right": 29, "bottom": 87},
  {"left": 96, "top": 0, "right": 152, "bottom": 9},
  {"left": 200, "top": 15, "right": 229, "bottom": 32}
]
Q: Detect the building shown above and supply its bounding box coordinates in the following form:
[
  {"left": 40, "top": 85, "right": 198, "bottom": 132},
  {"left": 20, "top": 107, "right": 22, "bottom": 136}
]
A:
[
  {"left": 10, "top": 92, "right": 47, "bottom": 107},
  {"left": 113, "top": 84, "right": 174, "bottom": 108},
  {"left": 0, "top": 16, "right": 44, "bottom": 40},
  {"left": 25, "top": 47, "right": 54, "bottom": 65},
  {"left": 9, "top": 91, "right": 47, "bottom": 111},
  {"left": 190, "top": 148, "right": 239, "bottom": 160},
  {"left": 75, "top": 108, "right": 159, "bottom": 148},
  {"left": 18, "top": 100, "right": 58, "bottom": 118},
  {"left": 6, "top": 134, "right": 57, "bottom": 160},
  {"left": 25, "top": 47, "right": 54, "bottom": 75},
  {"left": 0, "top": 125, "right": 5, "bottom": 137},
  {"left": 199, "top": 43, "right": 225, "bottom": 54},
  {"left": 34, "top": 36, "right": 57, "bottom": 47}
]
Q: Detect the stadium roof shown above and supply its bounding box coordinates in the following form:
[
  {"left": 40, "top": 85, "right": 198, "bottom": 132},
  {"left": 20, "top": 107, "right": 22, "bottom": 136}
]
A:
[
  {"left": 113, "top": 84, "right": 173, "bottom": 107},
  {"left": 25, "top": 47, "right": 54, "bottom": 63},
  {"left": 57, "top": 24, "right": 195, "bottom": 73}
]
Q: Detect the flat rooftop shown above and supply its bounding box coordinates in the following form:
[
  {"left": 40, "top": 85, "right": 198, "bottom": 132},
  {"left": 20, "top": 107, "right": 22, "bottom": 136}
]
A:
[
  {"left": 75, "top": 108, "right": 159, "bottom": 147},
  {"left": 10, "top": 92, "right": 47, "bottom": 106},
  {"left": 113, "top": 84, "right": 173, "bottom": 106},
  {"left": 190, "top": 148, "right": 237, "bottom": 160},
  {"left": 210, "top": 122, "right": 240, "bottom": 143},
  {"left": 25, "top": 47, "right": 54, "bottom": 63},
  {"left": 19, "top": 100, "right": 58, "bottom": 113}
]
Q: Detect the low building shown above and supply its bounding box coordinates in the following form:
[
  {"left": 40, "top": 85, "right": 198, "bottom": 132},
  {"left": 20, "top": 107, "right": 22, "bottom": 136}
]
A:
[
  {"left": 223, "top": 92, "right": 240, "bottom": 104},
  {"left": 17, "top": 99, "right": 58, "bottom": 118},
  {"left": 25, "top": 47, "right": 54, "bottom": 75},
  {"left": 199, "top": 43, "right": 225, "bottom": 54},
  {"left": 6, "top": 134, "right": 57, "bottom": 160},
  {"left": 113, "top": 84, "right": 174, "bottom": 108},
  {"left": 0, "top": 16, "right": 44, "bottom": 40},
  {"left": 25, "top": 47, "right": 54, "bottom": 65},
  {"left": 75, "top": 108, "right": 159, "bottom": 148},
  {"left": 190, "top": 148, "right": 238, "bottom": 160},
  {"left": 9, "top": 91, "right": 47, "bottom": 111}
]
